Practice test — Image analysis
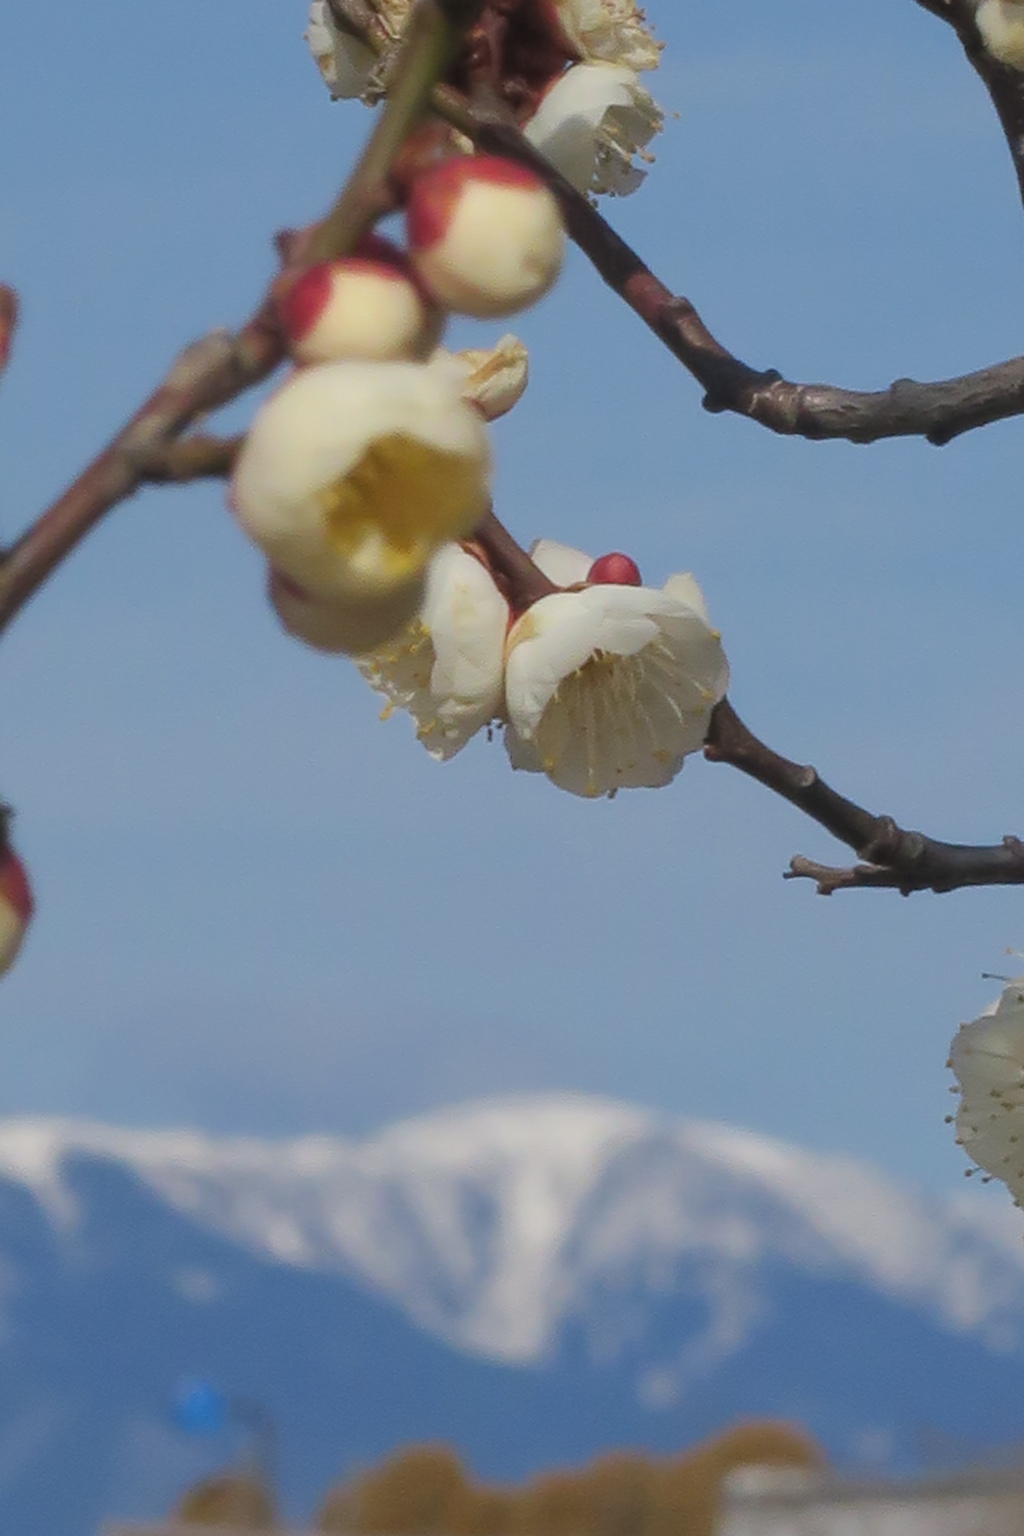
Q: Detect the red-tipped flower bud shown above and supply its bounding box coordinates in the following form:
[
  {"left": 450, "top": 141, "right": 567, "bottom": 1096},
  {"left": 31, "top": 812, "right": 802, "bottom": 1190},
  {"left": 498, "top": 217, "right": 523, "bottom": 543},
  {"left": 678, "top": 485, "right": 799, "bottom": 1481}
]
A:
[
  {"left": 0, "top": 824, "right": 32, "bottom": 979},
  {"left": 406, "top": 156, "right": 564, "bottom": 319},
  {"left": 588, "top": 552, "right": 643, "bottom": 586},
  {"left": 277, "top": 256, "right": 441, "bottom": 365}
]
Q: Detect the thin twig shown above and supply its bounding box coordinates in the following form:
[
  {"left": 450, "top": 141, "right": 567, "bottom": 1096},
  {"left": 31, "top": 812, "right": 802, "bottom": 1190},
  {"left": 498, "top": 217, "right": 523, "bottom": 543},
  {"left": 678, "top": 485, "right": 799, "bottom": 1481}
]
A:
[
  {"left": 141, "top": 433, "right": 244, "bottom": 484},
  {"left": 704, "top": 700, "right": 1024, "bottom": 895}
]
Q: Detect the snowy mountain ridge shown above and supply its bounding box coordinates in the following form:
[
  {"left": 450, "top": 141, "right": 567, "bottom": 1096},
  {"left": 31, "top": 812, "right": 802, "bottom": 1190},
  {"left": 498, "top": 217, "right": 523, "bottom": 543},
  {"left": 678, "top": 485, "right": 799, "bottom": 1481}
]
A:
[{"left": 0, "top": 1092, "right": 1020, "bottom": 1365}]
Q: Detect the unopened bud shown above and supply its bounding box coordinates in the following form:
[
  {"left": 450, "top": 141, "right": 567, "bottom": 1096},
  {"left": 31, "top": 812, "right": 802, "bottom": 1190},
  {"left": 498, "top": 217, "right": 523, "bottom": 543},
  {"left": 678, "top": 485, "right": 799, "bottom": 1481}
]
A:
[
  {"left": 277, "top": 257, "right": 441, "bottom": 365},
  {"left": 588, "top": 552, "right": 642, "bottom": 585},
  {"left": 269, "top": 566, "right": 425, "bottom": 655},
  {"left": 0, "top": 286, "right": 18, "bottom": 379},
  {"left": 0, "top": 816, "right": 33, "bottom": 979},
  {"left": 434, "top": 334, "right": 529, "bottom": 422},
  {"left": 406, "top": 156, "right": 564, "bottom": 319}
]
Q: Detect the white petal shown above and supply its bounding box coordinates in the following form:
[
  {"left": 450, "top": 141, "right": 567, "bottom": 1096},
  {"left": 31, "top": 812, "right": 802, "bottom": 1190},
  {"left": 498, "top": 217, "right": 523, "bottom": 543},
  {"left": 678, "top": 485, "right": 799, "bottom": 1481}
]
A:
[
  {"left": 950, "top": 981, "right": 1024, "bottom": 1205},
  {"left": 305, "top": 0, "right": 377, "bottom": 99},
  {"left": 358, "top": 543, "right": 507, "bottom": 760},
  {"left": 523, "top": 63, "right": 662, "bottom": 198},
  {"left": 976, "top": 0, "right": 1024, "bottom": 69},
  {"left": 551, "top": 0, "right": 662, "bottom": 73},
  {"left": 231, "top": 362, "right": 490, "bottom": 599},
  {"left": 503, "top": 578, "right": 728, "bottom": 797},
  {"left": 528, "top": 539, "right": 593, "bottom": 587},
  {"left": 432, "top": 335, "right": 529, "bottom": 422},
  {"left": 661, "top": 570, "right": 711, "bottom": 625}
]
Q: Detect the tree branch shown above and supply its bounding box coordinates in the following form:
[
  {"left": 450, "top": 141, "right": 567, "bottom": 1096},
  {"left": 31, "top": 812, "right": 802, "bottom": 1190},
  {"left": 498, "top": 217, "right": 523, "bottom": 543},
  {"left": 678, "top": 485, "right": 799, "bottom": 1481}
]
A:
[
  {"left": 471, "top": 508, "right": 558, "bottom": 611},
  {"left": 416, "top": 93, "right": 1024, "bottom": 445},
  {"left": 704, "top": 699, "right": 1024, "bottom": 895},
  {"left": 0, "top": 0, "right": 485, "bottom": 638}
]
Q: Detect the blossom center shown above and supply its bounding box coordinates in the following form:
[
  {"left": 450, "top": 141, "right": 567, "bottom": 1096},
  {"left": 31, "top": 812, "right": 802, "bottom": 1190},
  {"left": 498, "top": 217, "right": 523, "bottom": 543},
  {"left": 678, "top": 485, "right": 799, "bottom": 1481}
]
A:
[{"left": 318, "top": 433, "right": 483, "bottom": 577}]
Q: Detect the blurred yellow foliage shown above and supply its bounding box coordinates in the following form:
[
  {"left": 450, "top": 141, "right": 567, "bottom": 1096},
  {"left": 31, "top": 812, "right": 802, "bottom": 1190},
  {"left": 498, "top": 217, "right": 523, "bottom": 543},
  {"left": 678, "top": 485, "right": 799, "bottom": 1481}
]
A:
[
  {"left": 177, "top": 1469, "right": 277, "bottom": 1527},
  {"left": 316, "top": 1421, "right": 822, "bottom": 1536}
]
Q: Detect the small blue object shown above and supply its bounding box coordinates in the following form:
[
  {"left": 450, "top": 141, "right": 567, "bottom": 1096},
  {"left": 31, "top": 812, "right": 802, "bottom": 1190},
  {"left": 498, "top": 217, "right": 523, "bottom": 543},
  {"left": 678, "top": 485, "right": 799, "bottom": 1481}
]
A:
[{"left": 173, "top": 1379, "right": 227, "bottom": 1435}]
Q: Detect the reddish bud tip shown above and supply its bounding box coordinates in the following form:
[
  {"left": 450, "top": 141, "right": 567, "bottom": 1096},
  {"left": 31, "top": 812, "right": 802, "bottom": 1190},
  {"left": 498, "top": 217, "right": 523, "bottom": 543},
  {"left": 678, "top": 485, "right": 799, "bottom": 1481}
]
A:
[
  {"left": 406, "top": 155, "right": 547, "bottom": 252},
  {"left": 587, "top": 552, "right": 643, "bottom": 586},
  {"left": 0, "top": 843, "right": 33, "bottom": 979},
  {"left": 276, "top": 263, "right": 334, "bottom": 343}
]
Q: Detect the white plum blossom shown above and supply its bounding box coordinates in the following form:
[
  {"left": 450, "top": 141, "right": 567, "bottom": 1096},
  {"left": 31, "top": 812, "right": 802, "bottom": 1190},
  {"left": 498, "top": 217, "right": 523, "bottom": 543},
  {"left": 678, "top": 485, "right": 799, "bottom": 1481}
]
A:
[
  {"left": 305, "top": 0, "right": 378, "bottom": 99},
  {"left": 949, "top": 979, "right": 1024, "bottom": 1205},
  {"left": 504, "top": 541, "right": 729, "bottom": 799},
  {"left": 975, "top": 0, "right": 1024, "bottom": 69},
  {"left": 357, "top": 543, "right": 509, "bottom": 759},
  {"left": 231, "top": 361, "right": 491, "bottom": 601},
  {"left": 550, "top": 0, "right": 661, "bottom": 73},
  {"left": 430, "top": 334, "right": 530, "bottom": 422},
  {"left": 523, "top": 63, "right": 663, "bottom": 197}
]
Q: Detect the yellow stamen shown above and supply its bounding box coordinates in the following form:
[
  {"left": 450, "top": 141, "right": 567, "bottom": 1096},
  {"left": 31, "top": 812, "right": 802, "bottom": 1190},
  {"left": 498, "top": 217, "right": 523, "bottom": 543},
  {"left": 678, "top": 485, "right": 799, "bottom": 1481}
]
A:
[{"left": 318, "top": 433, "right": 486, "bottom": 583}]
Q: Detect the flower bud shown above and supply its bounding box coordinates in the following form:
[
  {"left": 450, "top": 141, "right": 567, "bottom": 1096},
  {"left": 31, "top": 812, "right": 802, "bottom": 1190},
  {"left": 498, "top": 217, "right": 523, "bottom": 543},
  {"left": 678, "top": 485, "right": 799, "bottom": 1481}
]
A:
[
  {"left": 277, "top": 257, "right": 441, "bottom": 365},
  {"left": 406, "top": 156, "right": 564, "bottom": 319},
  {"left": 431, "top": 334, "right": 529, "bottom": 421},
  {"left": 231, "top": 361, "right": 491, "bottom": 600},
  {"left": 588, "top": 552, "right": 642, "bottom": 585},
  {"left": 0, "top": 825, "right": 32, "bottom": 979},
  {"left": 268, "top": 566, "right": 425, "bottom": 656}
]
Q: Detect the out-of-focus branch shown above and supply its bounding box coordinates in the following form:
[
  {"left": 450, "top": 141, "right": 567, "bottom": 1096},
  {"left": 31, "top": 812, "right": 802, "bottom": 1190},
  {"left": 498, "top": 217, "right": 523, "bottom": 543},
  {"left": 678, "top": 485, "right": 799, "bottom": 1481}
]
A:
[
  {"left": 141, "top": 433, "right": 244, "bottom": 484},
  {"left": 704, "top": 700, "right": 1024, "bottom": 895},
  {"left": 0, "top": 0, "right": 485, "bottom": 638}
]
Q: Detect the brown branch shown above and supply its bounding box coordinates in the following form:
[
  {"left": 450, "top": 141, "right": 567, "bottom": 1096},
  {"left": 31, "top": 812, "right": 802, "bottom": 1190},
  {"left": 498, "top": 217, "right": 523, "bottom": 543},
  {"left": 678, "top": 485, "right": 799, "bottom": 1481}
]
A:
[
  {"left": 141, "top": 433, "right": 244, "bottom": 484},
  {"left": 0, "top": 0, "right": 486, "bottom": 638},
  {"left": 704, "top": 699, "right": 1024, "bottom": 895},
  {"left": 471, "top": 508, "right": 558, "bottom": 611},
  {"left": 431, "top": 102, "right": 1024, "bottom": 446}
]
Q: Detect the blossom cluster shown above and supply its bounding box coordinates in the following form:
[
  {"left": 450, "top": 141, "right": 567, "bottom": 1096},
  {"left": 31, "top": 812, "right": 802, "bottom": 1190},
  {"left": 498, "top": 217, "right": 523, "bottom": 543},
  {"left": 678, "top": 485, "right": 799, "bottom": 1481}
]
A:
[
  {"left": 306, "top": 0, "right": 663, "bottom": 197},
  {"left": 223, "top": 19, "right": 729, "bottom": 807},
  {"left": 949, "top": 979, "right": 1024, "bottom": 1205},
  {"left": 357, "top": 537, "right": 728, "bottom": 798},
  {"left": 232, "top": 152, "right": 564, "bottom": 652}
]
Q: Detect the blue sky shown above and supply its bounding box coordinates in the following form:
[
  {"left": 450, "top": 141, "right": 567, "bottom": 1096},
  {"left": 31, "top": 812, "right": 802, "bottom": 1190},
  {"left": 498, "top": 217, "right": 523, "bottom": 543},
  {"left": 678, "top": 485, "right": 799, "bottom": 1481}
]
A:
[{"left": 1, "top": 0, "right": 1023, "bottom": 1190}]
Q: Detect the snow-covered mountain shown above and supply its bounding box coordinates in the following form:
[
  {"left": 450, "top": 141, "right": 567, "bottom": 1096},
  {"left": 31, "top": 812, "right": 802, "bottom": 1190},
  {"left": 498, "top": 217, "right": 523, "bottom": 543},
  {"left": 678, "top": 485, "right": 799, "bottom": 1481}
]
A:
[{"left": 2, "top": 1094, "right": 1024, "bottom": 1536}]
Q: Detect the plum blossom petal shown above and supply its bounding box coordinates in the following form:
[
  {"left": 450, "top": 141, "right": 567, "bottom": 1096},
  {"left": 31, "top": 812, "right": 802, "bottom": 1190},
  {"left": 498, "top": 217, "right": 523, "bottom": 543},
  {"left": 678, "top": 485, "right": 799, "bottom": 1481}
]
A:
[
  {"left": 950, "top": 979, "right": 1024, "bottom": 1205},
  {"left": 306, "top": 0, "right": 378, "bottom": 99},
  {"left": 504, "top": 564, "right": 729, "bottom": 798},
  {"left": 231, "top": 361, "right": 491, "bottom": 601},
  {"left": 357, "top": 544, "right": 509, "bottom": 759},
  {"left": 976, "top": 0, "right": 1024, "bottom": 69},
  {"left": 523, "top": 63, "right": 663, "bottom": 197},
  {"left": 528, "top": 538, "right": 593, "bottom": 587},
  {"left": 550, "top": 0, "right": 661, "bottom": 73},
  {"left": 430, "top": 335, "right": 530, "bottom": 422}
]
